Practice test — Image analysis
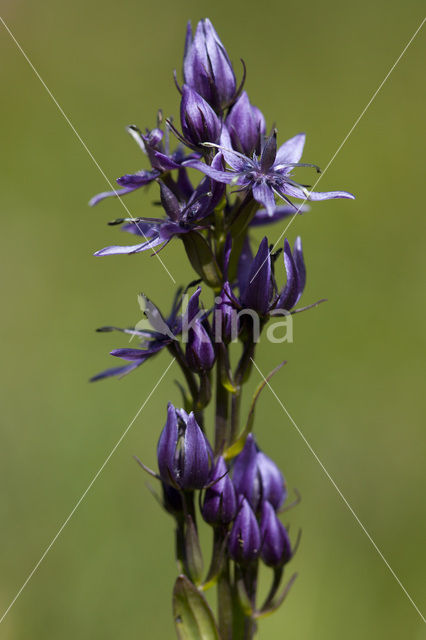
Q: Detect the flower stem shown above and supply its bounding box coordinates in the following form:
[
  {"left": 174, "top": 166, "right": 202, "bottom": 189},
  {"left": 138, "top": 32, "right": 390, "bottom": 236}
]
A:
[{"left": 214, "top": 345, "right": 229, "bottom": 453}]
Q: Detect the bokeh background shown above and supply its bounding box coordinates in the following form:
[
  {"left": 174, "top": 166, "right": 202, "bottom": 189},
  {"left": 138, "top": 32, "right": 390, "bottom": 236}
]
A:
[{"left": 1, "top": 1, "right": 425, "bottom": 638}]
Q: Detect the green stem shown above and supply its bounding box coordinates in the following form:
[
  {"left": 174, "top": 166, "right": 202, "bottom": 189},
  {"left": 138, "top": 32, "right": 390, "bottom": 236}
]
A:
[
  {"left": 214, "top": 345, "right": 230, "bottom": 453},
  {"left": 217, "top": 557, "right": 233, "bottom": 640}
]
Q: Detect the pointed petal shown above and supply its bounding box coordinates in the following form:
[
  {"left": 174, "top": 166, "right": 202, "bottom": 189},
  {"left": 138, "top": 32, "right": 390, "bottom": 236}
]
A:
[
  {"left": 89, "top": 185, "right": 141, "bottom": 207},
  {"left": 157, "top": 404, "right": 179, "bottom": 484},
  {"left": 252, "top": 182, "right": 276, "bottom": 216},
  {"left": 90, "top": 361, "right": 141, "bottom": 382},
  {"left": 182, "top": 413, "right": 211, "bottom": 489},
  {"left": 110, "top": 346, "right": 162, "bottom": 361},
  {"left": 241, "top": 237, "right": 272, "bottom": 315},
  {"left": 306, "top": 189, "right": 355, "bottom": 201},
  {"left": 250, "top": 204, "right": 309, "bottom": 227},
  {"left": 184, "top": 159, "right": 239, "bottom": 184},
  {"left": 117, "top": 169, "right": 159, "bottom": 186},
  {"left": 293, "top": 236, "right": 306, "bottom": 293},
  {"left": 277, "top": 239, "right": 300, "bottom": 310},
  {"left": 237, "top": 236, "right": 253, "bottom": 296},
  {"left": 275, "top": 133, "right": 306, "bottom": 166},
  {"left": 93, "top": 235, "right": 164, "bottom": 256}
]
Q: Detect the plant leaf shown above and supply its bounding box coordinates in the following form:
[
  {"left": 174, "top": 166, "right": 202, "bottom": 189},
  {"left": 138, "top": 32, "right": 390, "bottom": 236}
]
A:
[
  {"left": 173, "top": 575, "right": 221, "bottom": 640},
  {"left": 182, "top": 232, "right": 222, "bottom": 290}
]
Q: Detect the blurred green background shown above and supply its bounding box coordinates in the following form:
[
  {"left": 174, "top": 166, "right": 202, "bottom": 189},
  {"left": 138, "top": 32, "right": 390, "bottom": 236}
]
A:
[{"left": 1, "top": 0, "right": 425, "bottom": 638}]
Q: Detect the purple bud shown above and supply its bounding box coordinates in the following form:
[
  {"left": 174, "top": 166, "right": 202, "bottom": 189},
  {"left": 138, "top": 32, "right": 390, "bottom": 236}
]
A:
[
  {"left": 229, "top": 497, "right": 261, "bottom": 563},
  {"left": 226, "top": 91, "right": 266, "bottom": 155},
  {"left": 185, "top": 319, "right": 216, "bottom": 372},
  {"left": 157, "top": 404, "right": 212, "bottom": 490},
  {"left": 240, "top": 237, "right": 272, "bottom": 316},
  {"left": 202, "top": 456, "right": 237, "bottom": 525},
  {"left": 233, "top": 434, "right": 287, "bottom": 511},
  {"left": 183, "top": 19, "right": 236, "bottom": 112},
  {"left": 260, "top": 501, "right": 292, "bottom": 567},
  {"left": 214, "top": 282, "right": 237, "bottom": 343},
  {"left": 232, "top": 434, "right": 260, "bottom": 508},
  {"left": 257, "top": 451, "right": 287, "bottom": 511},
  {"left": 276, "top": 237, "right": 306, "bottom": 311},
  {"left": 180, "top": 85, "right": 221, "bottom": 147}
]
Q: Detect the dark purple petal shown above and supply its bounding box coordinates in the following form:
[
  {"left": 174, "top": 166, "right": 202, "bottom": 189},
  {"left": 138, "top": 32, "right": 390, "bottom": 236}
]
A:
[
  {"left": 152, "top": 151, "right": 181, "bottom": 171},
  {"left": 157, "top": 404, "right": 179, "bottom": 484},
  {"left": 257, "top": 452, "right": 287, "bottom": 510},
  {"left": 184, "top": 159, "right": 239, "bottom": 184},
  {"left": 121, "top": 221, "right": 157, "bottom": 237},
  {"left": 232, "top": 434, "right": 260, "bottom": 509},
  {"left": 229, "top": 497, "right": 261, "bottom": 563},
  {"left": 219, "top": 126, "right": 249, "bottom": 171},
  {"left": 226, "top": 91, "right": 266, "bottom": 156},
  {"left": 237, "top": 236, "right": 254, "bottom": 296},
  {"left": 274, "top": 133, "right": 306, "bottom": 166},
  {"left": 250, "top": 204, "right": 309, "bottom": 227},
  {"left": 186, "top": 320, "right": 216, "bottom": 372},
  {"left": 202, "top": 456, "right": 237, "bottom": 525},
  {"left": 180, "top": 85, "right": 221, "bottom": 146},
  {"left": 89, "top": 185, "right": 141, "bottom": 207},
  {"left": 260, "top": 500, "right": 292, "bottom": 567},
  {"left": 260, "top": 131, "right": 277, "bottom": 171},
  {"left": 110, "top": 345, "right": 163, "bottom": 361},
  {"left": 181, "top": 412, "right": 212, "bottom": 489},
  {"left": 276, "top": 239, "right": 301, "bottom": 310},
  {"left": 252, "top": 182, "right": 276, "bottom": 217},
  {"left": 116, "top": 169, "right": 159, "bottom": 186},
  {"left": 90, "top": 361, "right": 141, "bottom": 382},
  {"left": 93, "top": 235, "right": 164, "bottom": 256},
  {"left": 183, "top": 19, "right": 236, "bottom": 111},
  {"left": 293, "top": 236, "right": 306, "bottom": 293},
  {"left": 240, "top": 237, "right": 272, "bottom": 315},
  {"left": 159, "top": 181, "right": 181, "bottom": 221}
]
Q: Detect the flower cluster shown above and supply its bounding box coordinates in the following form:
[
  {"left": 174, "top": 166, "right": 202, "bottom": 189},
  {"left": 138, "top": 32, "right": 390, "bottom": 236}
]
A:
[{"left": 90, "top": 18, "right": 354, "bottom": 638}]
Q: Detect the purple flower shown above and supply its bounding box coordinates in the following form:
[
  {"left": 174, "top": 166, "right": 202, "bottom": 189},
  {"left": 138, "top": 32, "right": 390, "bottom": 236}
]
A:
[
  {"left": 183, "top": 19, "right": 236, "bottom": 112},
  {"left": 93, "top": 154, "right": 225, "bottom": 257},
  {"left": 260, "top": 500, "right": 292, "bottom": 567},
  {"left": 214, "top": 282, "right": 237, "bottom": 343},
  {"left": 233, "top": 434, "right": 287, "bottom": 511},
  {"left": 90, "top": 287, "right": 197, "bottom": 381},
  {"left": 157, "top": 403, "right": 213, "bottom": 490},
  {"left": 229, "top": 497, "right": 261, "bottom": 563},
  {"left": 225, "top": 91, "right": 265, "bottom": 156},
  {"left": 249, "top": 204, "right": 309, "bottom": 227},
  {"left": 186, "top": 130, "right": 355, "bottom": 215},
  {"left": 180, "top": 86, "right": 222, "bottom": 149},
  {"left": 234, "top": 236, "right": 306, "bottom": 316},
  {"left": 89, "top": 123, "right": 199, "bottom": 206},
  {"left": 185, "top": 288, "right": 216, "bottom": 373},
  {"left": 202, "top": 456, "right": 237, "bottom": 525}
]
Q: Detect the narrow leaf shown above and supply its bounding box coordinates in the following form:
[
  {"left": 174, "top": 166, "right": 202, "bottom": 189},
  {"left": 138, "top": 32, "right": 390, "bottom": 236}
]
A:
[
  {"left": 182, "top": 232, "right": 223, "bottom": 290},
  {"left": 255, "top": 573, "right": 298, "bottom": 619},
  {"left": 173, "top": 575, "right": 221, "bottom": 640},
  {"left": 185, "top": 516, "right": 204, "bottom": 586}
]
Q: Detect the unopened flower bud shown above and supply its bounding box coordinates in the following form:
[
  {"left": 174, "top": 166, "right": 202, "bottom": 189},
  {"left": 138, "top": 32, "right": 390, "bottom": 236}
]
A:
[
  {"left": 180, "top": 86, "right": 221, "bottom": 148},
  {"left": 183, "top": 19, "right": 236, "bottom": 112},
  {"left": 228, "top": 496, "right": 261, "bottom": 563},
  {"left": 260, "top": 500, "right": 292, "bottom": 567},
  {"left": 157, "top": 404, "right": 212, "bottom": 490},
  {"left": 233, "top": 434, "right": 287, "bottom": 511},
  {"left": 186, "top": 319, "right": 216, "bottom": 373},
  {"left": 226, "top": 91, "right": 266, "bottom": 156},
  {"left": 202, "top": 456, "right": 237, "bottom": 525}
]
